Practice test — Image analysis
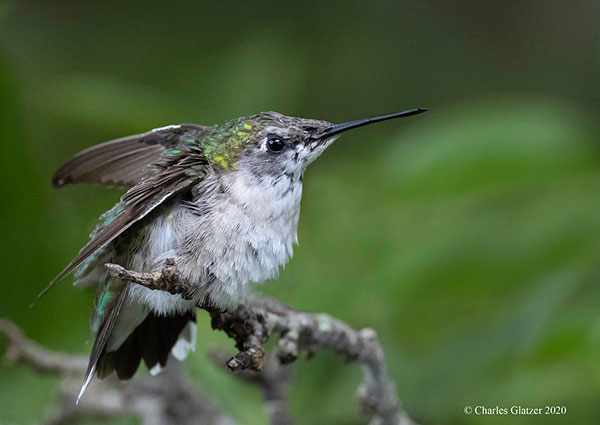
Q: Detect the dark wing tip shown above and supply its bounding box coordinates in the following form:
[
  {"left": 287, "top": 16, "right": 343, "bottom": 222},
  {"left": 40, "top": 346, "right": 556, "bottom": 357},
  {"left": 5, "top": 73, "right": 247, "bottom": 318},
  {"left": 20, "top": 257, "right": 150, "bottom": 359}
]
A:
[
  {"left": 52, "top": 169, "right": 71, "bottom": 188},
  {"left": 29, "top": 277, "right": 58, "bottom": 308},
  {"left": 30, "top": 265, "right": 72, "bottom": 307}
]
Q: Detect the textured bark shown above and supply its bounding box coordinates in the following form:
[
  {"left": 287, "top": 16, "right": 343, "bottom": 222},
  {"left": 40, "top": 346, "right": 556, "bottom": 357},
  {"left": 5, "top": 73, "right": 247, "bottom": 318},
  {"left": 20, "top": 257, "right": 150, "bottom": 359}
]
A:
[{"left": 0, "top": 259, "right": 418, "bottom": 425}]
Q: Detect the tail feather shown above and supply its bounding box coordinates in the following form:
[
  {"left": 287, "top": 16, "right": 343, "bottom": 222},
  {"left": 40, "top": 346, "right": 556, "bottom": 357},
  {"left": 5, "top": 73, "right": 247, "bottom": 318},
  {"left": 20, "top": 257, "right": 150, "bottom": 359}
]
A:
[
  {"left": 114, "top": 327, "right": 143, "bottom": 379},
  {"left": 78, "top": 308, "right": 196, "bottom": 402},
  {"left": 77, "top": 290, "right": 127, "bottom": 403},
  {"left": 171, "top": 321, "right": 197, "bottom": 361},
  {"left": 96, "top": 351, "right": 115, "bottom": 379}
]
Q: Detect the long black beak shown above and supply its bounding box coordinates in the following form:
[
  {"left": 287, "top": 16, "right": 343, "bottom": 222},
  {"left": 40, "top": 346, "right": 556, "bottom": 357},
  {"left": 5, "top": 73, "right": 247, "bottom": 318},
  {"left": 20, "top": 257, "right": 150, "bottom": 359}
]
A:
[{"left": 311, "top": 108, "right": 428, "bottom": 139}]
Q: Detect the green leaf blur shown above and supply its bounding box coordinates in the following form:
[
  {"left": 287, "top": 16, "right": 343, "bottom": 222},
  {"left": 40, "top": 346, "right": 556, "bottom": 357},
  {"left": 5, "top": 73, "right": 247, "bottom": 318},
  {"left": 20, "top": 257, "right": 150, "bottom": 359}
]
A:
[{"left": 1, "top": 1, "right": 599, "bottom": 424}]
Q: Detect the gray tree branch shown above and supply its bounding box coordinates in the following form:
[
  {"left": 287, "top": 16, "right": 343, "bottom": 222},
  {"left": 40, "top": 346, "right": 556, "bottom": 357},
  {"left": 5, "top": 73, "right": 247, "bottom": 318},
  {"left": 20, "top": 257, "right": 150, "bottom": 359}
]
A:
[
  {"left": 0, "top": 319, "right": 236, "bottom": 425},
  {"left": 0, "top": 258, "right": 418, "bottom": 425},
  {"left": 105, "top": 259, "right": 417, "bottom": 425}
]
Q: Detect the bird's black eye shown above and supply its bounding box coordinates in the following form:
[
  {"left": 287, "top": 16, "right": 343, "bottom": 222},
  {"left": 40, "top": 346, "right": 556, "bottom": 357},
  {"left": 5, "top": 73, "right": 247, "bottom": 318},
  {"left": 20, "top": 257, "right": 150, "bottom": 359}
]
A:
[{"left": 267, "top": 136, "right": 285, "bottom": 153}]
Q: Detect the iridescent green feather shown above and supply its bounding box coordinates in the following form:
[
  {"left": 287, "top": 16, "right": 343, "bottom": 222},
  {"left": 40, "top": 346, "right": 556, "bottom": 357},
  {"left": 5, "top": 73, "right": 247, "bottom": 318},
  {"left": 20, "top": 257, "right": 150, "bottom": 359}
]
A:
[
  {"left": 191, "top": 119, "right": 261, "bottom": 170},
  {"left": 91, "top": 280, "right": 114, "bottom": 334},
  {"left": 74, "top": 203, "right": 125, "bottom": 279}
]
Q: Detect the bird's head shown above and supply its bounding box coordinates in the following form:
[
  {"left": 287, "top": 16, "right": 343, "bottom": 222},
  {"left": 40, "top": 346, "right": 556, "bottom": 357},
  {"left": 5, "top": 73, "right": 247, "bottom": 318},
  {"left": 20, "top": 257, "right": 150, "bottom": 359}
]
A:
[{"left": 199, "top": 109, "right": 428, "bottom": 181}]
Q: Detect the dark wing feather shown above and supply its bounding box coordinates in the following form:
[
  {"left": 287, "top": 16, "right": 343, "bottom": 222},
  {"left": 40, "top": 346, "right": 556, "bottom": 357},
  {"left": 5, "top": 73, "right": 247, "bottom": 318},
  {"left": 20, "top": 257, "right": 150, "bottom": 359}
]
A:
[
  {"left": 52, "top": 124, "right": 209, "bottom": 188},
  {"left": 37, "top": 154, "right": 207, "bottom": 301},
  {"left": 78, "top": 288, "right": 127, "bottom": 402}
]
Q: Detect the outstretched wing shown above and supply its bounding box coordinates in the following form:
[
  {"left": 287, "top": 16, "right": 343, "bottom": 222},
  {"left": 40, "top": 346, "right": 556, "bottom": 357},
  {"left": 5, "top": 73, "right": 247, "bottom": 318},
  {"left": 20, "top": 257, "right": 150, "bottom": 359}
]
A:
[
  {"left": 52, "top": 124, "right": 209, "bottom": 188},
  {"left": 37, "top": 153, "right": 208, "bottom": 300}
]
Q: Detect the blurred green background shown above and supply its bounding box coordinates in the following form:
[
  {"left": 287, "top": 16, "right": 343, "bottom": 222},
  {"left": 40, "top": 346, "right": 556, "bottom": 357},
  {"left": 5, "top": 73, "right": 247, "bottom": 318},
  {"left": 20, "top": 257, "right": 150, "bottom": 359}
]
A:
[{"left": 1, "top": 1, "right": 599, "bottom": 424}]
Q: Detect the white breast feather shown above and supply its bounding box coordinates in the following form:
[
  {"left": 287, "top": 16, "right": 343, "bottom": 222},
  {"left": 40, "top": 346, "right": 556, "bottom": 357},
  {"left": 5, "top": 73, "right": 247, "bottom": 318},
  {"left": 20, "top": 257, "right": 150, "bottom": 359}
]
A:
[{"left": 129, "top": 167, "right": 303, "bottom": 312}]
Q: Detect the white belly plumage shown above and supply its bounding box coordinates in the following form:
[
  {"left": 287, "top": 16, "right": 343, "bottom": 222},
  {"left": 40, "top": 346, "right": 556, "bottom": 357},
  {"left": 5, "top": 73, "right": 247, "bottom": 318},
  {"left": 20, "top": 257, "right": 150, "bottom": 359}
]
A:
[{"left": 128, "top": 169, "right": 303, "bottom": 314}]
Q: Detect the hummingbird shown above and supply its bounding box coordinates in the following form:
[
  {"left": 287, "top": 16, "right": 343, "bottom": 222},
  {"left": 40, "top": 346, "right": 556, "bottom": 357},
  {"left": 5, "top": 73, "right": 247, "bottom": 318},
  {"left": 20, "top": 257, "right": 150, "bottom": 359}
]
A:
[{"left": 44, "top": 108, "right": 427, "bottom": 401}]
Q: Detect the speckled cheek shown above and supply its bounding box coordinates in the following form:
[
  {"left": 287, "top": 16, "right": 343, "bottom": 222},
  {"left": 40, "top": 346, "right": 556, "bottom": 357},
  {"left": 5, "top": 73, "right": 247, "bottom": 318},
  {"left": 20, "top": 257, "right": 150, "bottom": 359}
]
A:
[{"left": 297, "top": 137, "right": 337, "bottom": 167}]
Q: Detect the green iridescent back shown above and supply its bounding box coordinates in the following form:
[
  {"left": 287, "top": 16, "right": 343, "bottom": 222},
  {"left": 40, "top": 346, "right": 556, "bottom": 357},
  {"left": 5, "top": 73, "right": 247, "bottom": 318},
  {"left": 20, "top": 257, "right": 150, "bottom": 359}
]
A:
[{"left": 186, "top": 117, "right": 263, "bottom": 170}]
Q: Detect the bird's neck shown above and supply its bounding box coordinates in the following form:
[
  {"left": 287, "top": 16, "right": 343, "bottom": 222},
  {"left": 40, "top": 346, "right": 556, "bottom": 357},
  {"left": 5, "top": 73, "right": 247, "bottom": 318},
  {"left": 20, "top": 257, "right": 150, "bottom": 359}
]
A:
[{"left": 219, "top": 168, "right": 304, "bottom": 224}]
